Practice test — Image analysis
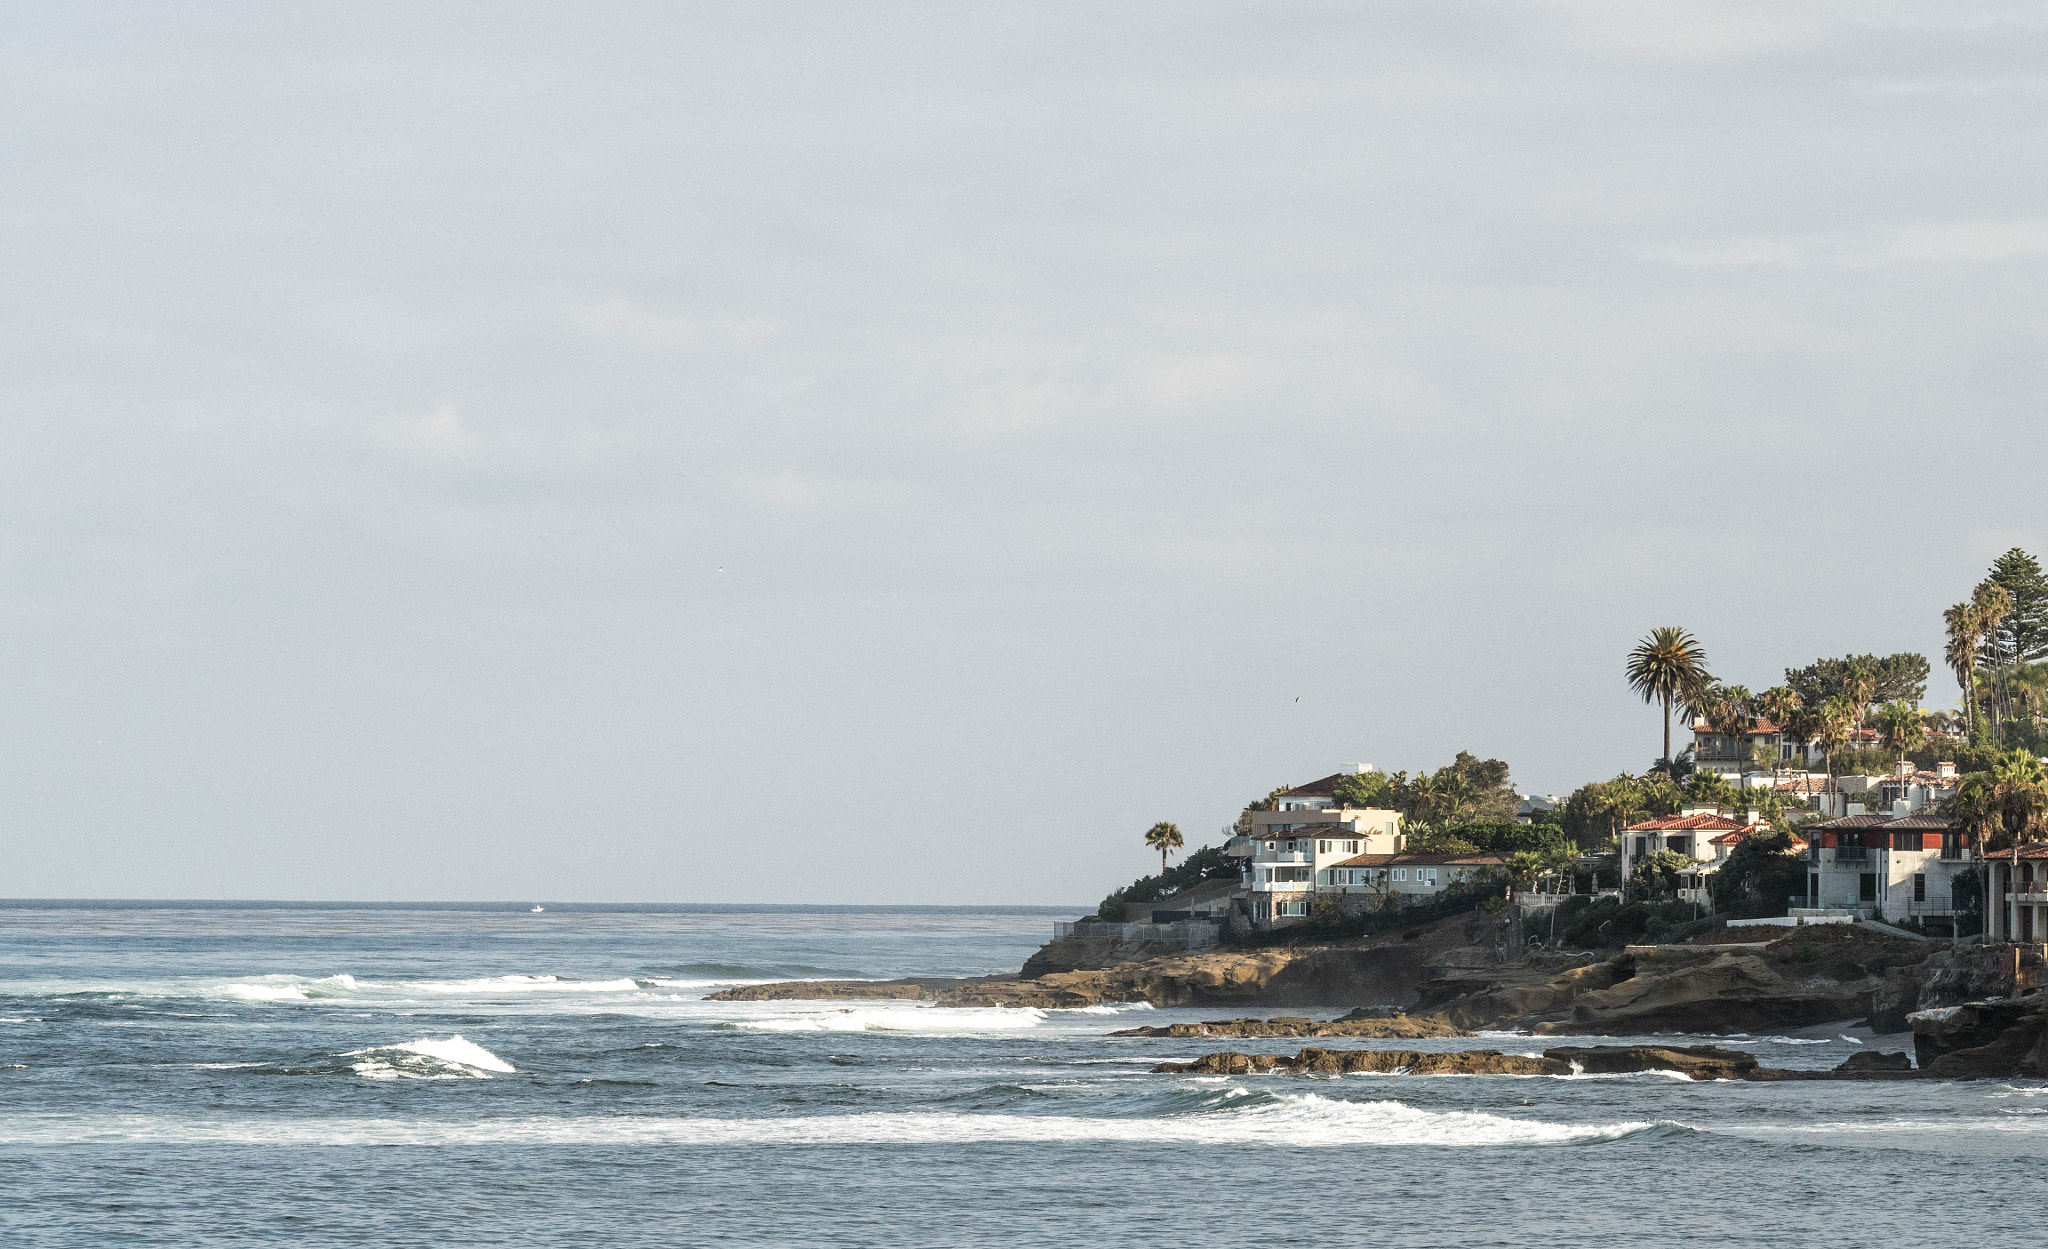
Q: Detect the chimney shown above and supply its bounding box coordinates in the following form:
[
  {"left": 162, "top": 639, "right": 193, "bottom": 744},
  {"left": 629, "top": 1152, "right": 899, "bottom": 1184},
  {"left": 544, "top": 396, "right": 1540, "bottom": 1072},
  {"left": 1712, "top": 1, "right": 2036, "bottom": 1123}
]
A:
[
  {"left": 1937, "top": 761, "right": 1956, "bottom": 778},
  {"left": 1847, "top": 802, "right": 1866, "bottom": 817},
  {"left": 1896, "top": 760, "right": 1912, "bottom": 776}
]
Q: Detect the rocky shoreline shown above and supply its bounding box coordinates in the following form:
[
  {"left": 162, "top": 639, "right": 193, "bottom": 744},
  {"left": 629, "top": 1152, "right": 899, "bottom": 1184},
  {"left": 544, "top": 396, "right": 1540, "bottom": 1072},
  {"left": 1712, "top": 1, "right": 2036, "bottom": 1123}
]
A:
[{"left": 705, "top": 912, "right": 2048, "bottom": 1079}]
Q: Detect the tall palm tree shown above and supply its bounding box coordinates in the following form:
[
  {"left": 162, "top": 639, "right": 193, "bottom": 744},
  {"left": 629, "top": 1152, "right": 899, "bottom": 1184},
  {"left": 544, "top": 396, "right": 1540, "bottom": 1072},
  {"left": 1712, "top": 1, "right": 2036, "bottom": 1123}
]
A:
[
  {"left": 1975, "top": 581, "right": 2015, "bottom": 738},
  {"left": 1626, "top": 628, "right": 1713, "bottom": 766},
  {"left": 1945, "top": 600, "right": 1984, "bottom": 737},
  {"left": 1841, "top": 664, "right": 1877, "bottom": 737},
  {"left": 1703, "top": 684, "right": 1756, "bottom": 775},
  {"left": 1143, "top": 821, "right": 1184, "bottom": 874},
  {"left": 1816, "top": 697, "right": 1854, "bottom": 777},
  {"left": 1759, "top": 686, "right": 1803, "bottom": 784},
  {"left": 1874, "top": 700, "right": 1926, "bottom": 773}
]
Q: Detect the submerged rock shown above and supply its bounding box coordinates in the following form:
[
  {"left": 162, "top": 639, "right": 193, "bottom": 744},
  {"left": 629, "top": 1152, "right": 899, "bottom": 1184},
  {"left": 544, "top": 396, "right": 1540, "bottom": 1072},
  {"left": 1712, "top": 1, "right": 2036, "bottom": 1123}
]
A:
[{"left": 1834, "top": 1051, "right": 1912, "bottom": 1073}]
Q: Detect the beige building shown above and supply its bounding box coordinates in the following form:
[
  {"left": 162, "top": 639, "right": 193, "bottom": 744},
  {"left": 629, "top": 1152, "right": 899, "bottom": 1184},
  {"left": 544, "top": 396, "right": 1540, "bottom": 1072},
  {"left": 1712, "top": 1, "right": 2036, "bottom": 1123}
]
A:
[{"left": 1239, "top": 770, "right": 1403, "bottom": 927}]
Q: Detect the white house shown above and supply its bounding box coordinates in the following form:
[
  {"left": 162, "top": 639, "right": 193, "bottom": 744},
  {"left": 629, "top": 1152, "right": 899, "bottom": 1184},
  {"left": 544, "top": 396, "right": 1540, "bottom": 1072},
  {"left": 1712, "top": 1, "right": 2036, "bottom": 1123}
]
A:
[{"left": 1801, "top": 812, "right": 1972, "bottom": 930}]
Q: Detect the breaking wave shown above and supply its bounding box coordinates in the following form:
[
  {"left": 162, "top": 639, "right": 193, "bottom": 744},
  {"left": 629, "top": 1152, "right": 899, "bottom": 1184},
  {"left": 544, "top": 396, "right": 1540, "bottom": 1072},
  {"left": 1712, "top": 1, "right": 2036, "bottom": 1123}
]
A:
[
  {"left": 216, "top": 974, "right": 642, "bottom": 1002},
  {"left": 0, "top": 1092, "right": 1668, "bottom": 1147},
  {"left": 341, "top": 1037, "right": 517, "bottom": 1081}
]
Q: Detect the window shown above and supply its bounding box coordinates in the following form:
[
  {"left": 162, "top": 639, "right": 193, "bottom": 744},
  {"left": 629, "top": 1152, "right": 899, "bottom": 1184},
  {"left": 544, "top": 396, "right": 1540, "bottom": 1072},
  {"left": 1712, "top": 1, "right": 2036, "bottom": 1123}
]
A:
[
  {"left": 1319, "top": 840, "right": 1331, "bottom": 854},
  {"left": 1344, "top": 840, "right": 1358, "bottom": 854},
  {"left": 1667, "top": 836, "right": 1690, "bottom": 855},
  {"left": 1859, "top": 873, "right": 1878, "bottom": 902},
  {"left": 1632, "top": 838, "right": 1649, "bottom": 858},
  {"left": 1420, "top": 868, "right": 1437, "bottom": 885},
  {"left": 1393, "top": 869, "right": 1407, "bottom": 882},
  {"left": 1914, "top": 873, "right": 1926, "bottom": 902},
  {"left": 1280, "top": 901, "right": 1309, "bottom": 917}
]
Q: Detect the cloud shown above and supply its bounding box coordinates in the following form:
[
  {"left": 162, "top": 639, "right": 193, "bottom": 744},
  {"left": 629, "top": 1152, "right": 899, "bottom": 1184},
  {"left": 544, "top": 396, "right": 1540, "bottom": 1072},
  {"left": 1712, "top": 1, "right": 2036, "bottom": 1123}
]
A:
[{"left": 1640, "top": 220, "right": 2048, "bottom": 268}]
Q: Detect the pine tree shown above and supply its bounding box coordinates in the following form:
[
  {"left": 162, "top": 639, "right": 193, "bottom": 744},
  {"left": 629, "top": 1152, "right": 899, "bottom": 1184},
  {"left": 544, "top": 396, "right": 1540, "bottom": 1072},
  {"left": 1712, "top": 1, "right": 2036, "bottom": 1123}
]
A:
[{"left": 1986, "top": 548, "right": 2048, "bottom": 663}]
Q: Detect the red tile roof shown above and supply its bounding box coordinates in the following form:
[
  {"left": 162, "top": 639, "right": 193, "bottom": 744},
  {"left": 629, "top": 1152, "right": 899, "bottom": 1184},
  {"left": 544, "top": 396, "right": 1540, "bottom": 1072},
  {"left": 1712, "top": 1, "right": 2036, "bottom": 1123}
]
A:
[{"left": 1623, "top": 813, "right": 1749, "bottom": 833}]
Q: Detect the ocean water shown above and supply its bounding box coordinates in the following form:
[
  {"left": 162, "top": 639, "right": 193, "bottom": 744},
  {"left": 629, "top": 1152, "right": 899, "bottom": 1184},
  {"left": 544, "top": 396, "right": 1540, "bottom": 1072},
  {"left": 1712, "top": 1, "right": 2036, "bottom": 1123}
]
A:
[{"left": 2, "top": 903, "right": 2045, "bottom": 1248}]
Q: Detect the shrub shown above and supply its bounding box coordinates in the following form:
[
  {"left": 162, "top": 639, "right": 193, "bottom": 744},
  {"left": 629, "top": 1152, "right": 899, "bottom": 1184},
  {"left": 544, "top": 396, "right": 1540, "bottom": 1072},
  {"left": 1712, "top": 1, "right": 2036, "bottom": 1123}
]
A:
[{"left": 1090, "top": 845, "right": 1237, "bottom": 920}]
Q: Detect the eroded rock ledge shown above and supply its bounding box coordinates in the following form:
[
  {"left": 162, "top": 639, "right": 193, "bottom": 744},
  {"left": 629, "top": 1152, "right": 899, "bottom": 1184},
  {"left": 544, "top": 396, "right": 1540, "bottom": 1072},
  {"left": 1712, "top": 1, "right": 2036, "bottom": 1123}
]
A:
[
  {"left": 1151, "top": 1043, "right": 1940, "bottom": 1080},
  {"left": 1153, "top": 1043, "right": 1765, "bottom": 1079},
  {"left": 1111, "top": 1010, "right": 1471, "bottom": 1040}
]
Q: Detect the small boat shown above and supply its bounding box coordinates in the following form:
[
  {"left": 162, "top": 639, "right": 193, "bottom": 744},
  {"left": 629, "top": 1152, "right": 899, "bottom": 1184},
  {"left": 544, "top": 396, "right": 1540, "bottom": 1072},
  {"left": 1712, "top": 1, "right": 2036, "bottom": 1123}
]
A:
[{"left": 530, "top": 905, "right": 545, "bottom": 913}]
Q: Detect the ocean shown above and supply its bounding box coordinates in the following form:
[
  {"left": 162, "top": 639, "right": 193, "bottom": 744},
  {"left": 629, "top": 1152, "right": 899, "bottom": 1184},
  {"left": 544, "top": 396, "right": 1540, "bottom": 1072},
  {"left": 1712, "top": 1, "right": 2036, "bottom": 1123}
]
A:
[{"left": 1, "top": 901, "right": 2042, "bottom": 1247}]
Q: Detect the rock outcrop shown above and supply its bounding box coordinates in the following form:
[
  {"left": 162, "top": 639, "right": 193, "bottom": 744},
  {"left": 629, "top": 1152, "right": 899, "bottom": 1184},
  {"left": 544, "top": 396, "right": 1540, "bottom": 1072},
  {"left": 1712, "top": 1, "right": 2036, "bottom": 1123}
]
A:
[
  {"left": 1153, "top": 1043, "right": 1760, "bottom": 1079},
  {"left": 1912, "top": 998, "right": 2048, "bottom": 1078},
  {"left": 1109, "top": 1013, "right": 1472, "bottom": 1040},
  {"left": 1152, "top": 1048, "right": 1568, "bottom": 1076}
]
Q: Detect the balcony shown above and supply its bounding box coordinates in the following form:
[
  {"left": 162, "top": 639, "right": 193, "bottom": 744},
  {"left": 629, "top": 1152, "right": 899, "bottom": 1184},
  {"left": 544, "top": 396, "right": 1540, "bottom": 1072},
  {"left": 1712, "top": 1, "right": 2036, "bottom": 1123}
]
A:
[
  {"left": 1832, "top": 847, "right": 1869, "bottom": 863},
  {"left": 1256, "top": 851, "right": 1314, "bottom": 864},
  {"left": 1250, "top": 880, "right": 1311, "bottom": 893}
]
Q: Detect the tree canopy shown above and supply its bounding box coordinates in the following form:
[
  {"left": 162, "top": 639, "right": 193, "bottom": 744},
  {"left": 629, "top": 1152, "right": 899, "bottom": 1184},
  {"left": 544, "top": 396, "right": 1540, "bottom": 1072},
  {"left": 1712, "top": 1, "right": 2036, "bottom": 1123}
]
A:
[{"left": 1783, "top": 653, "right": 1930, "bottom": 709}]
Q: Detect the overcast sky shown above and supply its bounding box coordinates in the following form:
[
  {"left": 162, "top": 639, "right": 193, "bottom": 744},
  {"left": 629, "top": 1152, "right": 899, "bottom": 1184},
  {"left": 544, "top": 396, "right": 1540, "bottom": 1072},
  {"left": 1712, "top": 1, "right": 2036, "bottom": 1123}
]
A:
[{"left": 3, "top": 2, "right": 2044, "bottom": 904}]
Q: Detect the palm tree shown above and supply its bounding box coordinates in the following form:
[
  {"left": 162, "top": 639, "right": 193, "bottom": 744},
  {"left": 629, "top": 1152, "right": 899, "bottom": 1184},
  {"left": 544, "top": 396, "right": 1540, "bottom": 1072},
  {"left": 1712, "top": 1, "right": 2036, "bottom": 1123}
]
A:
[
  {"left": 1945, "top": 600, "right": 1984, "bottom": 737},
  {"left": 1143, "top": 821, "right": 1184, "bottom": 874},
  {"left": 1975, "top": 582, "right": 2015, "bottom": 738},
  {"left": 1758, "top": 686, "right": 1803, "bottom": 783},
  {"left": 1946, "top": 748, "right": 2048, "bottom": 850},
  {"left": 1702, "top": 684, "right": 1755, "bottom": 776},
  {"left": 1874, "top": 700, "right": 1926, "bottom": 773},
  {"left": 1626, "top": 628, "right": 1713, "bottom": 766},
  {"left": 1779, "top": 704, "right": 1822, "bottom": 776},
  {"left": 1816, "top": 697, "right": 1854, "bottom": 777}
]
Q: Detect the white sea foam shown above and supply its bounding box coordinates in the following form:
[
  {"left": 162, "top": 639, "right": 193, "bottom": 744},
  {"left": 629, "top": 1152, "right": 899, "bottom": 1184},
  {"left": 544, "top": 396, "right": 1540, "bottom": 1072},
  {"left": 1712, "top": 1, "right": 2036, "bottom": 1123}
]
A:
[
  {"left": 342, "top": 1036, "right": 516, "bottom": 1080},
  {"left": 221, "top": 984, "right": 311, "bottom": 1001},
  {"left": 735, "top": 1007, "right": 1050, "bottom": 1032},
  {"left": 1054, "top": 1002, "right": 1155, "bottom": 1015},
  {"left": 0, "top": 1095, "right": 1653, "bottom": 1147}
]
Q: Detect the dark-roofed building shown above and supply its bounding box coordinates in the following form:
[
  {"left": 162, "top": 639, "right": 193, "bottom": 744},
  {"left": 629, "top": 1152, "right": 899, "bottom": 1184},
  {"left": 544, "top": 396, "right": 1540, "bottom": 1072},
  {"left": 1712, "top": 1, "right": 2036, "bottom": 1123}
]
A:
[{"left": 1801, "top": 812, "right": 1971, "bottom": 931}]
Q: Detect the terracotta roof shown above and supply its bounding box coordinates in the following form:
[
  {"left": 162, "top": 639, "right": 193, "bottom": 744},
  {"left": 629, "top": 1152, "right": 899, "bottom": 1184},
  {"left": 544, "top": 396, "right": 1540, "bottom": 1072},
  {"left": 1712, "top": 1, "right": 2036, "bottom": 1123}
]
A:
[
  {"left": 1705, "top": 823, "right": 1777, "bottom": 845},
  {"left": 1330, "top": 851, "right": 1509, "bottom": 869},
  {"left": 1623, "top": 813, "right": 1748, "bottom": 833},
  {"left": 1774, "top": 776, "right": 1837, "bottom": 794},
  {"left": 1691, "top": 718, "right": 1785, "bottom": 736}
]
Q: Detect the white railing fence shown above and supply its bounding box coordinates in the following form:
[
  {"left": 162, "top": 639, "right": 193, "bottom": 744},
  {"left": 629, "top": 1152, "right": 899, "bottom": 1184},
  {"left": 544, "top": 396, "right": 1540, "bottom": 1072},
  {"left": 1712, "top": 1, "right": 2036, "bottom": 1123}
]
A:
[{"left": 1051, "top": 921, "right": 1221, "bottom": 947}]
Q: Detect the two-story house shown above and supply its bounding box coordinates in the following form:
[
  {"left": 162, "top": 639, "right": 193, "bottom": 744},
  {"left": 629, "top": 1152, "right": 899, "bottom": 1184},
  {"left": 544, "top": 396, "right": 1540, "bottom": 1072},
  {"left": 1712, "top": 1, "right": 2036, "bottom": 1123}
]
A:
[
  {"left": 1237, "top": 770, "right": 1404, "bottom": 926},
  {"left": 1800, "top": 811, "right": 1972, "bottom": 931}
]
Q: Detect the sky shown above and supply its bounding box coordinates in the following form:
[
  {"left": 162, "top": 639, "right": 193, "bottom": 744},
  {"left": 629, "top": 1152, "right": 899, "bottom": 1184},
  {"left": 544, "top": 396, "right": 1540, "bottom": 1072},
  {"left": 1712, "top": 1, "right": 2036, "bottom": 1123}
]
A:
[{"left": 3, "top": 2, "right": 2045, "bottom": 904}]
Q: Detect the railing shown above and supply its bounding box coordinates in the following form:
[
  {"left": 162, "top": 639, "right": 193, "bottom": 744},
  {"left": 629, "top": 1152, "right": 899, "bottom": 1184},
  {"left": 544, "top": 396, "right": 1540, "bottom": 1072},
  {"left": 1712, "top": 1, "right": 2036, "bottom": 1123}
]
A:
[
  {"left": 1832, "top": 847, "right": 1869, "bottom": 862},
  {"left": 1051, "top": 921, "right": 1220, "bottom": 947},
  {"left": 1256, "top": 851, "right": 1314, "bottom": 864},
  {"left": 1250, "top": 880, "right": 1311, "bottom": 892}
]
